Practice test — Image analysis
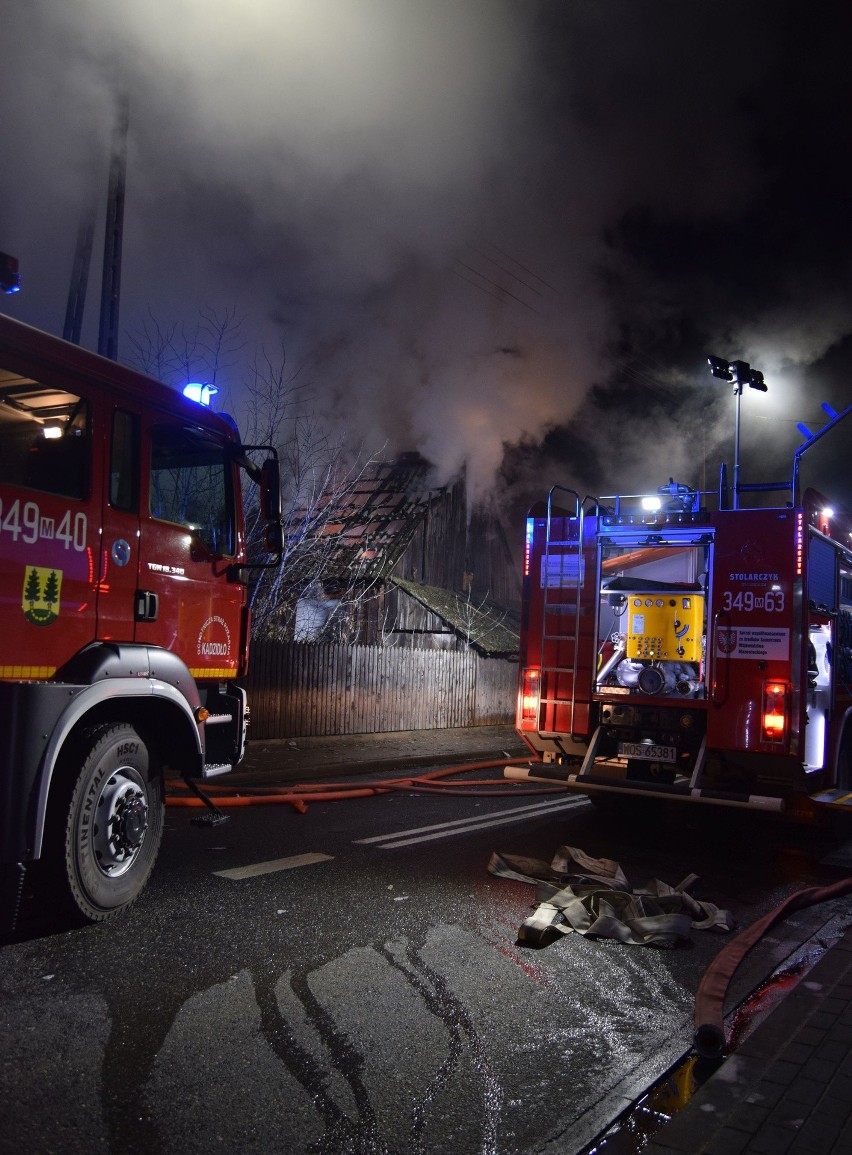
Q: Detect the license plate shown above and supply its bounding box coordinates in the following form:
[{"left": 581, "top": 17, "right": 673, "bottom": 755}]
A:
[{"left": 618, "top": 742, "right": 677, "bottom": 763}]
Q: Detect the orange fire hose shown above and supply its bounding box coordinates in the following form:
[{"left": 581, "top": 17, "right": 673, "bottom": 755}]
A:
[
  {"left": 694, "top": 876, "right": 852, "bottom": 1059},
  {"left": 165, "top": 757, "right": 559, "bottom": 812},
  {"left": 183, "top": 759, "right": 515, "bottom": 792}
]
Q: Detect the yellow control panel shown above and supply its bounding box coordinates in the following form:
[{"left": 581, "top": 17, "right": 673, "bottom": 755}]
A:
[{"left": 624, "top": 593, "right": 704, "bottom": 660}]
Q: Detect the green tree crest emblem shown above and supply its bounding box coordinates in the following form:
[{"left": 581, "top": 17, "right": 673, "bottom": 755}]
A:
[{"left": 22, "top": 566, "right": 63, "bottom": 626}]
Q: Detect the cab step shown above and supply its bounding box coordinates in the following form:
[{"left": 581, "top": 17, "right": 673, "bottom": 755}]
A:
[{"left": 809, "top": 788, "right": 852, "bottom": 811}]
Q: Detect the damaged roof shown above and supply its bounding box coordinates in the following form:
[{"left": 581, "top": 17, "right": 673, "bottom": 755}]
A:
[
  {"left": 293, "top": 452, "right": 433, "bottom": 589},
  {"left": 391, "top": 578, "right": 520, "bottom": 657}
]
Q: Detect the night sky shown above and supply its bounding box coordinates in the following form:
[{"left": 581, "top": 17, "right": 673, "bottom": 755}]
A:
[{"left": 2, "top": 1, "right": 851, "bottom": 517}]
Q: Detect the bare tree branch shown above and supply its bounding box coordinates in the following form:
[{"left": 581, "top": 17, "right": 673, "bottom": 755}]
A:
[{"left": 128, "top": 307, "right": 391, "bottom": 643}]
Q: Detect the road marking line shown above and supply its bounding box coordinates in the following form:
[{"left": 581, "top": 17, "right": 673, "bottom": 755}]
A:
[
  {"left": 214, "top": 852, "right": 334, "bottom": 880},
  {"left": 353, "top": 796, "right": 581, "bottom": 844},
  {"left": 378, "top": 802, "right": 587, "bottom": 849},
  {"left": 357, "top": 797, "right": 588, "bottom": 850}
]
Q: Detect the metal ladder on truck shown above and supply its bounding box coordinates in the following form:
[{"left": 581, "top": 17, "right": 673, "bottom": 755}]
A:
[{"left": 537, "top": 487, "right": 593, "bottom": 746}]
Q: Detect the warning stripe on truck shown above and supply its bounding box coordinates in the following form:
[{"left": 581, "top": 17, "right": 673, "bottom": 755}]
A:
[{"left": 2, "top": 665, "right": 236, "bottom": 680}]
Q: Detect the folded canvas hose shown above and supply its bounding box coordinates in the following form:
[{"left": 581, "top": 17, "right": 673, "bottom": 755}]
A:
[
  {"left": 693, "top": 875, "right": 852, "bottom": 1059},
  {"left": 488, "top": 846, "right": 734, "bottom": 949}
]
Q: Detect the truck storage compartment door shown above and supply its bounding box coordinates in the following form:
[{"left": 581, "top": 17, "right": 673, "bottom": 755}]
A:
[
  {"left": 94, "top": 406, "right": 144, "bottom": 644},
  {"left": 0, "top": 375, "right": 101, "bottom": 676},
  {"left": 708, "top": 509, "right": 797, "bottom": 756}
]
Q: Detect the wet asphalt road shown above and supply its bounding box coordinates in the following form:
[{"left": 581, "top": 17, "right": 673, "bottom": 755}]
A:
[{"left": 2, "top": 778, "right": 851, "bottom": 1155}]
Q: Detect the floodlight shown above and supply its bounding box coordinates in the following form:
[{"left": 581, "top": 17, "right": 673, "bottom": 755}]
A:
[
  {"left": 707, "top": 356, "right": 732, "bottom": 381},
  {"left": 707, "top": 353, "right": 767, "bottom": 509}
]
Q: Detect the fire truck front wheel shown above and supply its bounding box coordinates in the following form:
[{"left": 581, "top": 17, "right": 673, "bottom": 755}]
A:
[{"left": 48, "top": 722, "right": 165, "bottom": 923}]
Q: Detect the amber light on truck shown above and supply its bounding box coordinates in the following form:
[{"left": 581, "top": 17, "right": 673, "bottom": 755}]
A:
[
  {"left": 520, "top": 668, "right": 540, "bottom": 728},
  {"left": 762, "top": 680, "right": 789, "bottom": 743}
]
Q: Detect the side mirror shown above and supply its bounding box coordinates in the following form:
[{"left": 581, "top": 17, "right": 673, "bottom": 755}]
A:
[
  {"left": 259, "top": 457, "right": 283, "bottom": 553},
  {"left": 264, "top": 521, "right": 284, "bottom": 553}
]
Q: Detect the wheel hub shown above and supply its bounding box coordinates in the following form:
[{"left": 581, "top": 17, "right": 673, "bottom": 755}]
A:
[
  {"left": 93, "top": 770, "right": 149, "bottom": 877},
  {"left": 113, "top": 793, "right": 148, "bottom": 851}
]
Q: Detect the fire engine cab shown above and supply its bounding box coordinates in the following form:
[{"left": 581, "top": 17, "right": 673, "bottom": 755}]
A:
[
  {"left": 0, "top": 314, "right": 282, "bottom": 925},
  {"left": 513, "top": 409, "right": 852, "bottom": 816}
]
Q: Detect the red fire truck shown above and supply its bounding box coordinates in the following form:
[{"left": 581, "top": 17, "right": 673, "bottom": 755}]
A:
[
  {"left": 0, "top": 314, "right": 282, "bottom": 925},
  {"left": 514, "top": 408, "right": 852, "bottom": 816}
]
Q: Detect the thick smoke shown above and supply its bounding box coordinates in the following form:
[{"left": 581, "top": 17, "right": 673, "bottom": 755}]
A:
[{"left": 2, "top": 1, "right": 851, "bottom": 511}]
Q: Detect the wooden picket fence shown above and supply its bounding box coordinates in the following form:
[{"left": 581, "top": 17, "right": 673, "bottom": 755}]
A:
[{"left": 244, "top": 641, "right": 517, "bottom": 739}]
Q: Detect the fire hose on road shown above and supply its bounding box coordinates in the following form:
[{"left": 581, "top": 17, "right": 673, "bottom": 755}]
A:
[
  {"left": 694, "top": 875, "right": 852, "bottom": 1058},
  {"left": 165, "top": 758, "right": 563, "bottom": 814}
]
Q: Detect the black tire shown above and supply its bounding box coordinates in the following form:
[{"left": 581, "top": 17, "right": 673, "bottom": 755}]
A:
[{"left": 48, "top": 723, "right": 164, "bottom": 923}]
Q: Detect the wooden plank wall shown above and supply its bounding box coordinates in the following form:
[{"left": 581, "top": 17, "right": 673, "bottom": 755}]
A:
[{"left": 245, "top": 641, "right": 517, "bottom": 738}]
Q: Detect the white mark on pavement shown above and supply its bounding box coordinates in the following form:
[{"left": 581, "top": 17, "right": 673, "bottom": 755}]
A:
[
  {"left": 214, "top": 852, "right": 333, "bottom": 880},
  {"left": 354, "top": 796, "right": 589, "bottom": 849}
]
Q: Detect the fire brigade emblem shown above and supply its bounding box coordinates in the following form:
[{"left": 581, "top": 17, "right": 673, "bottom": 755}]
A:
[
  {"left": 196, "top": 615, "right": 232, "bottom": 660},
  {"left": 717, "top": 628, "right": 738, "bottom": 654},
  {"left": 22, "top": 566, "right": 63, "bottom": 626}
]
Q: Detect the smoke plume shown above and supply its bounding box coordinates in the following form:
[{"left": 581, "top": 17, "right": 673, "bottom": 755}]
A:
[{"left": 2, "top": 1, "right": 851, "bottom": 511}]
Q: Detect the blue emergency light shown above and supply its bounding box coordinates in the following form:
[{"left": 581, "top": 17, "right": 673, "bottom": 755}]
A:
[
  {"left": 183, "top": 382, "right": 218, "bottom": 407},
  {"left": 0, "top": 252, "right": 21, "bottom": 294}
]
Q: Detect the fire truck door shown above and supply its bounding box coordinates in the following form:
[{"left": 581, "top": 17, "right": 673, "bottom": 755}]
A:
[
  {"left": 132, "top": 417, "right": 242, "bottom": 680},
  {"left": 707, "top": 510, "right": 796, "bottom": 752}
]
